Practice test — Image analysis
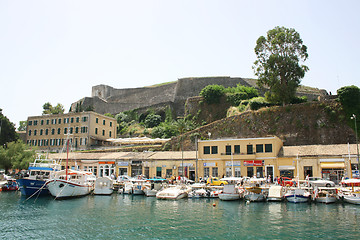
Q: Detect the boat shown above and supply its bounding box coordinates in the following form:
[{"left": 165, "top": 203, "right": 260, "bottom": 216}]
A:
[
  {"left": 46, "top": 169, "right": 96, "bottom": 199},
  {"left": 342, "top": 191, "right": 360, "bottom": 205},
  {"left": 94, "top": 176, "right": 114, "bottom": 195},
  {"left": 16, "top": 156, "right": 61, "bottom": 196},
  {"left": 267, "top": 185, "right": 285, "bottom": 201},
  {"left": 313, "top": 187, "right": 337, "bottom": 204},
  {"left": 340, "top": 178, "right": 360, "bottom": 187},
  {"left": 143, "top": 178, "right": 166, "bottom": 197},
  {"left": 1, "top": 179, "right": 19, "bottom": 191},
  {"left": 284, "top": 188, "right": 310, "bottom": 203},
  {"left": 244, "top": 186, "right": 266, "bottom": 202},
  {"left": 218, "top": 184, "right": 241, "bottom": 201},
  {"left": 156, "top": 185, "right": 191, "bottom": 200}
]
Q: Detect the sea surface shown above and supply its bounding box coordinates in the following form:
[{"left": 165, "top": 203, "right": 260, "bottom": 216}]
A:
[{"left": 0, "top": 191, "right": 359, "bottom": 240}]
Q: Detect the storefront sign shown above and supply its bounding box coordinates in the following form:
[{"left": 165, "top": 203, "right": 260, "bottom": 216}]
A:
[
  {"left": 99, "top": 161, "right": 115, "bottom": 165},
  {"left": 226, "top": 161, "right": 241, "bottom": 166},
  {"left": 243, "top": 160, "right": 263, "bottom": 166},
  {"left": 117, "top": 162, "right": 129, "bottom": 166},
  {"left": 203, "top": 162, "right": 216, "bottom": 167},
  {"left": 180, "top": 163, "right": 193, "bottom": 167}
]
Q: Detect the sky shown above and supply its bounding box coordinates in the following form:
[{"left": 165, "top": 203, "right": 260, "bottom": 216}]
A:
[{"left": 1, "top": 0, "right": 359, "bottom": 128}]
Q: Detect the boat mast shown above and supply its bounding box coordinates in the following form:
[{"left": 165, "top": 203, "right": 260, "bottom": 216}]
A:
[{"left": 66, "top": 138, "right": 69, "bottom": 179}]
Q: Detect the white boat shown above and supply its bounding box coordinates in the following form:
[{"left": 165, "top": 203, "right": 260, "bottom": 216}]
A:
[
  {"left": 218, "top": 184, "right": 241, "bottom": 201},
  {"left": 94, "top": 177, "right": 114, "bottom": 195},
  {"left": 156, "top": 185, "right": 191, "bottom": 200},
  {"left": 284, "top": 188, "right": 310, "bottom": 203},
  {"left": 313, "top": 187, "right": 337, "bottom": 204},
  {"left": 342, "top": 191, "right": 360, "bottom": 205},
  {"left": 188, "top": 188, "right": 209, "bottom": 198},
  {"left": 244, "top": 186, "right": 266, "bottom": 202},
  {"left": 267, "top": 185, "right": 285, "bottom": 201},
  {"left": 47, "top": 169, "right": 96, "bottom": 199},
  {"left": 144, "top": 183, "right": 163, "bottom": 197}
]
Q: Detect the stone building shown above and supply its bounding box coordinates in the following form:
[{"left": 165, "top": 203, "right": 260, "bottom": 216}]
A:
[{"left": 26, "top": 112, "right": 117, "bottom": 152}]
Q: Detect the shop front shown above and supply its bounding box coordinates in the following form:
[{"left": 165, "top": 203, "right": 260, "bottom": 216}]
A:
[
  {"left": 243, "top": 160, "right": 264, "bottom": 178},
  {"left": 278, "top": 165, "right": 295, "bottom": 178},
  {"left": 117, "top": 161, "right": 129, "bottom": 176},
  {"left": 99, "top": 161, "right": 115, "bottom": 178},
  {"left": 320, "top": 159, "right": 345, "bottom": 184}
]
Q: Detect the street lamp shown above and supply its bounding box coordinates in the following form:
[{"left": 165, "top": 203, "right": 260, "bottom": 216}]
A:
[{"left": 351, "top": 114, "right": 360, "bottom": 174}]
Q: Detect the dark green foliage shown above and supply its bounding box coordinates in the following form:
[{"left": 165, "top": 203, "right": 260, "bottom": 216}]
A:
[
  {"left": 43, "top": 102, "right": 65, "bottom": 115},
  {"left": 0, "top": 140, "right": 35, "bottom": 173},
  {"left": 144, "top": 114, "right": 162, "bottom": 128},
  {"left": 290, "top": 96, "right": 308, "bottom": 104},
  {"left": 199, "top": 85, "right": 225, "bottom": 104},
  {"left": 84, "top": 105, "right": 95, "bottom": 112},
  {"left": 249, "top": 97, "right": 272, "bottom": 110},
  {"left": 0, "top": 109, "right": 18, "bottom": 146},
  {"left": 104, "top": 113, "right": 115, "bottom": 118},
  {"left": 253, "top": 26, "right": 309, "bottom": 105},
  {"left": 337, "top": 85, "right": 360, "bottom": 135}
]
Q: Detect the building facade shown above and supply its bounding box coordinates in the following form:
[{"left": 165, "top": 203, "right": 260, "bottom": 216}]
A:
[{"left": 26, "top": 112, "right": 117, "bottom": 152}]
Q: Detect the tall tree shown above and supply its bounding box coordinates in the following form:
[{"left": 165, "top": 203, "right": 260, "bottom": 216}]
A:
[
  {"left": 0, "top": 109, "right": 18, "bottom": 146},
  {"left": 0, "top": 140, "right": 36, "bottom": 173},
  {"left": 42, "top": 102, "right": 65, "bottom": 115},
  {"left": 18, "top": 121, "right": 27, "bottom": 131},
  {"left": 253, "top": 26, "right": 309, "bottom": 105}
]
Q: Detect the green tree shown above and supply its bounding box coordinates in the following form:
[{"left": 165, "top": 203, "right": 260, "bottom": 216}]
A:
[
  {"left": 0, "top": 109, "right": 18, "bottom": 146},
  {"left": 199, "top": 85, "right": 225, "bottom": 104},
  {"left": 0, "top": 140, "right": 35, "bottom": 173},
  {"left": 144, "top": 114, "right": 162, "bottom": 128},
  {"left": 42, "top": 102, "right": 65, "bottom": 115},
  {"left": 253, "top": 26, "right": 309, "bottom": 105},
  {"left": 18, "top": 121, "right": 27, "bottom": 131},
  {"left": 337, "top": 85, "right": 360, "bottom": 135}
]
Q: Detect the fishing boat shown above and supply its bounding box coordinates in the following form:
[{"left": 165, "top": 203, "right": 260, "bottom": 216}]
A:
[
  {"left": 244, "top": 185, "right": 266, "bottom": 202},
  {"left": 313, "top": 187, "right": 337, "bottom": 204},
  {"left": 16, "top": 156, "right": 61, "bottom": 196},
  {"left": 284, "top": 188, "right": 310, "bottom": 203},
  {"left": 267, "top": 185, "right": 285, "bottom": 201},
  {"left": 1, "top": 179, "right": 19, "bottom": 191},
  {"left": 94, "top": 176, "right": 114, "bottom": 195},
  {"left": 218, "top": 184, "right": 241, "bottom": 201},
  {"left": 156, "top": 185, "right": 191, "bottom": 200}
]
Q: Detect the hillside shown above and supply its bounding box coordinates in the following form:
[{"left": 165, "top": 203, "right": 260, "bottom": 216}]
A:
[{"left": 165, "top": 100, "right": 356, "bottom": 151}]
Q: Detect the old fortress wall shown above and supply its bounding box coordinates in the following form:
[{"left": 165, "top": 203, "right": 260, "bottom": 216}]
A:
[{"left": 71, "top": 76, "right": 327, "bottom": 117}]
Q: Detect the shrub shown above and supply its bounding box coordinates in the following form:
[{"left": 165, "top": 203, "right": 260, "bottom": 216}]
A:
[
  {"left": 199, "top": 85, "right": 225, "bottom": 104},
  {"left": 144, "top": 114, "right": 162, "bottom": 128},
  {"left": 249, "top": 97, "right": 271, "bottom": 110}
]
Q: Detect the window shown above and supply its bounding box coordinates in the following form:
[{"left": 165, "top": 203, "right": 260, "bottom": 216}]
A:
[
  {"left": 71, "top": 118, "right": 74, "bottom": 123},
  {"left": 57, "top": 128, "right": 61, "bottom": 134},
  {"left": 95, "top": 128, "right": 98, "bottom": 135},
  {"left": 109, "top": 131, "right": 112, "bottom": 138},
  {"left": 103, "top": 120, "right": 106, "bottom": 125},
  {"left": 45, "top": 129, "right": 48, "bottom": 135},
  {"left": 40, "top": 129, "right": 43, "bottom": 135},
  {"left": 102, "top": 129, "right": 105, "bottom": 136},
  {"left": 96, "top": 118, "right": 99, "bottom": 124},
  {"left": 256, "top": 144, "right": 264, "bottom": 153},
  {"left": 265, "top": 144, "right": 273, "bottom": 153},
  {"left": 34, "top": 130, "right": 37, "bottom": 136},
  {"left": 82, "top": 116, "right": 88, "bottom": 122},
  {"left": 234, "top": 145, "right": 240, "bottom": 154},
  {"left": 34, "top": 120, "right": 38, "bottom": 126},
  {"left": 58, "top": 118, "right": 61, "bottom": 124},
  {"left": 204, "top": 167, "right": 210, "bottom": 178},
  {"left": 70, "top": 127, "right": 73, "bottom": 134},
  {"left": 64, "top": 128, "right": 68, "bottom": 134},
  {"left": 110, "top": 122, "right": 112, "bottom": 127},
  {"left": 47, "top": 119, "right": 50, "bottom": 125},
  {"left": 247, "top": 145, "right": 253, "bottom": 154},
  {"left": 211, "top": 146, "right": 218, "bottom": 154},
  {"left": 204, "top": 146, "right": 210, "bottom": 154},
  {"left": 28, "top": 130, "right": 31, "bottom": 136},
  {"left": 247, "top": 167, "right": 254, "bottom": 177},
  {"left": 76, "top": 117, "right": 79, "bottom": 123},
  {"left": 41, "top": 120, "right": 44, "bottom": 125},
  {"left": 256, "top": 167, "right": 263, "bottom": 178},
  {"left": 212, "top": 167, "right": 218, "bottom": 177},
  {"left": 28, "top": 121, "right": 32, "bottom": 126},
  {"left": 75, "top": 127, "right": 79, "bottom": 134},
  {"left": 225, "top": 145, "right": 231, "bottom": 155}
]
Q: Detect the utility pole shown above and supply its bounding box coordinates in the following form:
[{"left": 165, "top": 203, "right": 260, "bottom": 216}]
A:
[{"left": 351, "top": 114, "right": 360, "bottom": 174}]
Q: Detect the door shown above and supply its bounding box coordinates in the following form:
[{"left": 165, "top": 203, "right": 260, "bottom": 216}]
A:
[{"left": 266, "top": 166, "right": 274, "bottom": 182}]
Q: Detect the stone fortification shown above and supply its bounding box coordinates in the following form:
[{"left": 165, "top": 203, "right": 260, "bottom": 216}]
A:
[{"left": 71, "top": 76, "right": 327, "bottom": 117}]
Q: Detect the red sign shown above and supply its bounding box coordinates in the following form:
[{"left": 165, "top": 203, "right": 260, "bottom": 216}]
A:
[
  {"left": 99, "top": 161, "right": 115, "bottom": 165},
  {"left": 243, "top": 160, "right": 263, "bottom": 166}
]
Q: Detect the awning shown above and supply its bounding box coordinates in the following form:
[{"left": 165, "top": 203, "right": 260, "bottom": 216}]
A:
[
  {"left": 320, "top": 162, "right": 345, "bottom": 169},
  {"left": 278, "top": 165, "right": 295, "bottom": 170}
]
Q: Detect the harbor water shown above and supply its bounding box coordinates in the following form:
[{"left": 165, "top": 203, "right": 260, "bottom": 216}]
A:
[{"left": 1, "top": 192, "right": 359, "bottom": 239}]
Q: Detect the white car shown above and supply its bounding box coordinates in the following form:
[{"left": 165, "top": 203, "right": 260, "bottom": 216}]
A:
[{"left": 308, "top": 177, "right": 335, "bottom": 187}]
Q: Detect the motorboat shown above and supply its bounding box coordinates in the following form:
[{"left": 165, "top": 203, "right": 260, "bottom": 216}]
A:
[
  {"left": 46, "top": 169, "right": 96, "bottom": 199},
  {"left": 313, "top": 187, "right": 337, "bottom": 204},
  {"left": 94, "top": 176, "right": 114, "bottom": 195},
  {"left": 144, "top": 182, "right": 164, "bottom": 197},
  {"left": 342, "top": 191, "right": 360, "bottom": 205},
  {"left": 218, "top": 184, "right": 241, "bottom": 201},
  {"left": 188, "top": 188, "right": 209, "bottom": 198},
  {"left": 244, "top": 185, "right": 266, "bottom": 202},
  {"left": 1, "top": 179, "right": 19, "bottom": 191},
  {"left": 156, "top": 185, "right": 191, "bottom": 200},
  {"left": 267, "top": 185, "right": 285, "bottom": 201},
  {"left": 284, "top": 188, "right": 310, "bottom": 203},
  {"left": 16, "top": 156, "right": 61, "bottom": 196},
  {"left": 340, "top": 178, "right": 360, "bottom": 187}
]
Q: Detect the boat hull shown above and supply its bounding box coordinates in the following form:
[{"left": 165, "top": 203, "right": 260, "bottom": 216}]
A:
[
  {"left": 285, "top": 195, "right": 309, "bottom": 203},
  {"left": 16, "top": 179, "right": 49, "bottom": 196},
  {"left": 343, "top": 195, "right": 360, "bottom": 205},
  {"left": 218, "top": 193, "right": 240, "bottom": 201},
  {"left": 315, "top": 196, "right": 337, "bottom": 204},
  {"left": 47, "top": 179, "right": 92, "bottom": 199},
  {"left": 244, "top": 193, "right": 266, "bottom": 202}
]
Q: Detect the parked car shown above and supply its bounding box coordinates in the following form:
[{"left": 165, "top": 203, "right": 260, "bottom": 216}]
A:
[
  {"left": 206, "top": 177, "right": 228, "bottom": 186},
  {"left": 278, "top": 177, "right": 295, "bottom": 187},
  {"left": 308, "top": 177, "right": 335, "bottom": 187}
]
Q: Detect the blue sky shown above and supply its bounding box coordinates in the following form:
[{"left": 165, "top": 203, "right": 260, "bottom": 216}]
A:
[{"left": 1, "top": 0, "right": 359, "bottom": 127}]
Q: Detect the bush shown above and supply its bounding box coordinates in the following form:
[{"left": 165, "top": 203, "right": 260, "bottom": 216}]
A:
[
  {"left": 144, "top": 114, "right": 162, "bottom": 128},
  {"left": 227, "top": 92, "right": 248, "bottom": 106},
  {"left": 249, "top": 97, "right": 271, "bottom": 110},
  {"left": 199, "top": 85, "right": 225, "bottom": 104}
]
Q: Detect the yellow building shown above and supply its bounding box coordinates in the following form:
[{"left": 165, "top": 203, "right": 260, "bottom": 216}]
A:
[{"left": 26, "top": 111, "right": 117, "bottom": 152}]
